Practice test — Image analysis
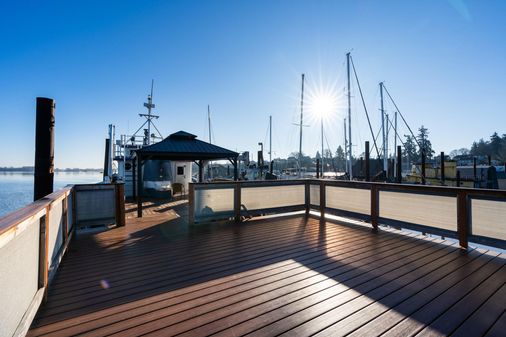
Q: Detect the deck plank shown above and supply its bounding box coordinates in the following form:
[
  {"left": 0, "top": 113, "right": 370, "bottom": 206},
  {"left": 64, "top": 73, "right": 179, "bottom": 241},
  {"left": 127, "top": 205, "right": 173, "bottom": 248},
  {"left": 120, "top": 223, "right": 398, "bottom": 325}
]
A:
[{"left": 26, "top": 200, "right": 506, "bottom": 337}]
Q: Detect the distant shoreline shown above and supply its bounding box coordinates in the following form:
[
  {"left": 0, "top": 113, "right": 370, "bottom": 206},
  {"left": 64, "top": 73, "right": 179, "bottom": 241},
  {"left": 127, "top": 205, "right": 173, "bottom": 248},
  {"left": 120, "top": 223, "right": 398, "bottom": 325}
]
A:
[{"left": 0, "top": 167, "right": 102, "bottom": 173}]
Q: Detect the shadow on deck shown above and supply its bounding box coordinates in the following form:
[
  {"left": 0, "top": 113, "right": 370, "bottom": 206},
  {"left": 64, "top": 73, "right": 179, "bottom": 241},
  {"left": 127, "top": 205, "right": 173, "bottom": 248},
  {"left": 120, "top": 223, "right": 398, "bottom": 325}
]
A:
[{"left": 28, "top": 199, "right": 506, "bottom": 337}]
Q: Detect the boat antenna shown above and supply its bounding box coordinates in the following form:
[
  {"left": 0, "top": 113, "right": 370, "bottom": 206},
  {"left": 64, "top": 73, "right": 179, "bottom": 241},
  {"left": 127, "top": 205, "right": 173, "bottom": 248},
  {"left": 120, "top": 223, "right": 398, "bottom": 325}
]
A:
[{"left": 139, "top": 79, "right": 159, "bottom": 145}]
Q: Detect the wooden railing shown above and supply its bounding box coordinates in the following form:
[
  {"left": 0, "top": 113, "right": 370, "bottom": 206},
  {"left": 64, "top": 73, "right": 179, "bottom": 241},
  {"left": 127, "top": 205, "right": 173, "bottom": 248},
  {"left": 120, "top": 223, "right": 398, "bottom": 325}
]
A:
[
  {"left": 0, "top": 183, "right": 124, "bottom": 337},
  {"left": 189, "top": 179, "right": 506, "bottom": 250}
]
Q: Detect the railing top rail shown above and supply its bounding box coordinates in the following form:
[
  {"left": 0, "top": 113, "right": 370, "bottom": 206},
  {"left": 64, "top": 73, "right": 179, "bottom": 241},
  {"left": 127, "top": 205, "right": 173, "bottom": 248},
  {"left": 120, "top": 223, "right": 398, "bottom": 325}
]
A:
[
  {"left": 74, "top": 183, "right": 119, "bottom": 191},
  {"left": 191, "top": 179, "right": 506, "bottom": 198},
  {"left": 0, "top": 186, "right": 72, "bottom": 237}
]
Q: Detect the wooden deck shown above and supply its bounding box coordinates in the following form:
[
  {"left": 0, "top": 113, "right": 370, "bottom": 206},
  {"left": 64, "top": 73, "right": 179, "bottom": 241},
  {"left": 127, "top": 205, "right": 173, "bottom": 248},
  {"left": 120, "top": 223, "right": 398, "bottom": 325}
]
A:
[{"left": 27, "top": 200, "right": 506, "bottom": 337}]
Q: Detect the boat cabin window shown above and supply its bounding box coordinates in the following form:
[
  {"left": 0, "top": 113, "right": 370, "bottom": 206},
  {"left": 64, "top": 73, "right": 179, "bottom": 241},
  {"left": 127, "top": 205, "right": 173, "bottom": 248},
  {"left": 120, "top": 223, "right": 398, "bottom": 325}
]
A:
[{"left": 177, "top": 166, "right": 185, "bottom": 175}]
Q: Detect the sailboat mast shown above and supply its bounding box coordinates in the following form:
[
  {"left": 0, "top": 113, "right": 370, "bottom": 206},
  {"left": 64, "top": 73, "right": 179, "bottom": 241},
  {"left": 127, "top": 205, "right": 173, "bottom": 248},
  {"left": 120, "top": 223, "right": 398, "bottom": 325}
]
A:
[
  {"left": 394, "top": 110, "right": 398, "bottom": 177},
  {"left": 346, "top": 52, "right": 353, "bottom": 179},
  {"left": 208, "top": 105, "right": 212, "bottom": 179},
  {"left": 208, "top": 105, "right": 212, "bottom": 144},
  {"left": 344, "top": 118, "right": 348, "bottom": 175},
  {"left": 269, "top": 115, "right": 272, "bottom": 163},
  {"left": 380, "top": 82, "right": 387, "bottom": 174},
  {"left": 321, "top": 119, "right": 324, "bottom": 177},
  {"left": 299, "top": 73, "right": 305, "bottom": 177}
]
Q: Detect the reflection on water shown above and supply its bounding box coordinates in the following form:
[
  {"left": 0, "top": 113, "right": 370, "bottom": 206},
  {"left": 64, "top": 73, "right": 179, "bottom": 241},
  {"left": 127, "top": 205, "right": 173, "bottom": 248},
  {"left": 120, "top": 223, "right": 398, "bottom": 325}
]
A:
[{"left": 0, "top": 172, "right": 102, "bottom": 217}]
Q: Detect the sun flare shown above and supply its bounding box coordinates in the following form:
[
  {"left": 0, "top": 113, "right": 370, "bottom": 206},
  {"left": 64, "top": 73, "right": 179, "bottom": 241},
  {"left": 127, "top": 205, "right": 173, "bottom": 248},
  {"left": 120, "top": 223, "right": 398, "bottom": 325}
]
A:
[{"left": 306, "top": 84, "right": 342, "bottom": 124}]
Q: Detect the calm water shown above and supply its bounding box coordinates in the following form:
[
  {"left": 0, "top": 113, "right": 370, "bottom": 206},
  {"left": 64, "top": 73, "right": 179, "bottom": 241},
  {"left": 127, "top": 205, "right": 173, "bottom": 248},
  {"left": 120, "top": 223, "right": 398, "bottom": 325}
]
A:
[{"left": 0, "top": 172, "right": 102, "bottom": 217}]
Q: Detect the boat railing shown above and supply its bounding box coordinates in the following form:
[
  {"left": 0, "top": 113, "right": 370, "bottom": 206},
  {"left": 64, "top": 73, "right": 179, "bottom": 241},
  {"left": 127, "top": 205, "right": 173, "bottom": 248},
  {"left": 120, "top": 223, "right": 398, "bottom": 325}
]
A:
[
  {"left": 0, "top": 183, "right": 124, "bottom": 337},
  {"left": 189, "top": 179, "right": 506, "bottom": 250}
]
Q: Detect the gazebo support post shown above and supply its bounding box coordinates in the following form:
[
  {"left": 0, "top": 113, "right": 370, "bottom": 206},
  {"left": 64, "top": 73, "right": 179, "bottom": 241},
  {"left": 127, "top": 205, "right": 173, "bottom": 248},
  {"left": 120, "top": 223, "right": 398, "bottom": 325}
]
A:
[
  {"left": 198, "top": 160, "right": 204, "bottom": 183},
  {"left": 233, "top": 159, "right": 238, "bottom": 181},
  {"left": 137, "top": 154, "right": 143, "bottom": 217}
]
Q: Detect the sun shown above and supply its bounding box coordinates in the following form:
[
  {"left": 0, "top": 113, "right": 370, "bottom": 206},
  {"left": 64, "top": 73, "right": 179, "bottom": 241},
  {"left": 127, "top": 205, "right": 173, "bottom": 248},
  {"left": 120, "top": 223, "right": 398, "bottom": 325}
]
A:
[{"left": 307, "top": 85, "right": 341, "bottom": 124}]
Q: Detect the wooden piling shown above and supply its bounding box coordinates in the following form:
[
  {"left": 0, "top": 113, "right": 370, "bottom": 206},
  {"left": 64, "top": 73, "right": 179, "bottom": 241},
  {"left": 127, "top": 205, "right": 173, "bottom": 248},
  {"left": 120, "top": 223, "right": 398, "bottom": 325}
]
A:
[
  {"left": 34, "top": 97, "right": 55, "bottom": 201},
  {"left": 103, "top": 139, "right": 110, "bottom": 181},
  {"left": 397, "top": 146, "right": 402, "bottom": 183},
  {"left": 440, "top": 151, "right": 445, "bottom": 185},
  {"left": 365, "top": 141, "right": 370, "bottom": 182}
]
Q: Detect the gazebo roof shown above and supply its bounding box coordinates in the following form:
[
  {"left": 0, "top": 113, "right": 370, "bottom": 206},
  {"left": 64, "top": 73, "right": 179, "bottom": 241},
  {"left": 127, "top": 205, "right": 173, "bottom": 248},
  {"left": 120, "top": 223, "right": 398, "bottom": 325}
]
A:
[{"left": 136, "top": 130, "right": 239, "bottom": 161}]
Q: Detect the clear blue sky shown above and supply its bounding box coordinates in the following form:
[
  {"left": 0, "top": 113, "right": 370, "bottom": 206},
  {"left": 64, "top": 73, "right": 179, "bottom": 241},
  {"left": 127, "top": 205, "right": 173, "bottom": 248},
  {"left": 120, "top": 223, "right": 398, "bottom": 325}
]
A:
[{"left": 0, "top": 0, "right": 504, "bottom": 168}]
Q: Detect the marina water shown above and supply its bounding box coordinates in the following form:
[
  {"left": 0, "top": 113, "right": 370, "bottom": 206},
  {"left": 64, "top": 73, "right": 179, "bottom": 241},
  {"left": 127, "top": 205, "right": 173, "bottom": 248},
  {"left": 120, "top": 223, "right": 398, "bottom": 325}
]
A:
[{"left": 0, "top": 171, "right": 102, "bottom": 217}]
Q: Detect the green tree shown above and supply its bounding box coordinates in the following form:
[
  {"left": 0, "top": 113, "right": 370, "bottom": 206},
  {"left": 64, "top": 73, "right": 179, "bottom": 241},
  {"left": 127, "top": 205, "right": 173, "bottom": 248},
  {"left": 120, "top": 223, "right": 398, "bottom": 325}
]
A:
[
  {"left": 417, "top": 125, "right": 435, "bottom": 160},
  {"left": 403, "top": 135, "right": 418, "bottom": 164},
  {"left": 490, "top": 132, "right": 502, "bottom": 158},
  {"left": 335, "top": 146, "right": 346, "bottom": 171}
]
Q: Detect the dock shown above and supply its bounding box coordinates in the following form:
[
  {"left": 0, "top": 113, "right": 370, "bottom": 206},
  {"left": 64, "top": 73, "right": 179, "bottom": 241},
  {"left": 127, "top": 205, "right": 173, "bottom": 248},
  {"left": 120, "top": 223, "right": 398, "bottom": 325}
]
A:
[
  {"left": 1, "top": 179, "right": 505, "bottom": 337},
  {"left": 26, "top": 200, "right": 506, "bottom": 336}
]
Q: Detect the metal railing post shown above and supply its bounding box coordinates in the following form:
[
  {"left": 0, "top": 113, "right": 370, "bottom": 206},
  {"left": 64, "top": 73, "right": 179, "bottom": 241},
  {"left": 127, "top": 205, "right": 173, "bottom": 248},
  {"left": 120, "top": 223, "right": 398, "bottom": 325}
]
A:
[
  {"left": 234, "top": 182, "right": 241, "bottom": 222},
  {"left": 457, "top": 191, "right": 469, "bottom": 249},
  {"left": 305, "top": 180, "right": 310, "bottom": 215},
  {"left": 371, "top": 184, "right": 379, "bottom": 230},
  {"left": 38, "top": 207, "right": 49, "bottom": 302},
  {"left": 319, "top": 180, "right": 326, "bottom": 220},
  {"left": 188, "top": 184, "right": 195, "bottom": 225},
  {"left": 115, "top": 183, "right": 126, "bottom": 227}
]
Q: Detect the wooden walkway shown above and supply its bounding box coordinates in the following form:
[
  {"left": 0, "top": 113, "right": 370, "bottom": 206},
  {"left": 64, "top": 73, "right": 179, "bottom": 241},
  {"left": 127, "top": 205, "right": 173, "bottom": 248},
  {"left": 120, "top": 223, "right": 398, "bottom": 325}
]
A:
[{"left": 28, "top": 200, "right": 506, "bottom": 337}]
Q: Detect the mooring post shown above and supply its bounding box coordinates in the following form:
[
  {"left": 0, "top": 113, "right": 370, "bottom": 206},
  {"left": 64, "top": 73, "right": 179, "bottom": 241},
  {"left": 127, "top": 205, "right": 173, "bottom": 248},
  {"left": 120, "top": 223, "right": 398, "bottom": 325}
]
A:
[
  {"left": 488, "top": 155, "right": 492, "bottom": 166},
  {"left": 456, "top": 170, "right": 461, "bottom": 187},
  {"left": 397, "top": 146, "right": 402, "bottom": 183},
  {"left": 473, "top": 157, "right": 477, "bottom": 186},
  {"left": 34, "top": 97, "right": 55, "bottom": 201},
  {"left": 365, "top": 141, "right": 370, "bottom": 182},
  {"left": 441, "top": 151, "right": 445, "bottom": 185},
  {"left": 316, "top": 159, "right": 320, "bottom": 179},
  {"left": 103, "top": 139, "right": 110, "bottom": 182},
  {"left": 421, "top": 149, "right": 426, "bottom": 185}
]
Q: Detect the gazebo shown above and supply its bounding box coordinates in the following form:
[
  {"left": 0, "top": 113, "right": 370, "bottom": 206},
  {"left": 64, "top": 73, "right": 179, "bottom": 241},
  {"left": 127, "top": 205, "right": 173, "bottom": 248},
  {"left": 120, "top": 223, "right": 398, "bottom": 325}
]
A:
[{"left": 134, "top": 130, "right": 239, "bottom": 217}]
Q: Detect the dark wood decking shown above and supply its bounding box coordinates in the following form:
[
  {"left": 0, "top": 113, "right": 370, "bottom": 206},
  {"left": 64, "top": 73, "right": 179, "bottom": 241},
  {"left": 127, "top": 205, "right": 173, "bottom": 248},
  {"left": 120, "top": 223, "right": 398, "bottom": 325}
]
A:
[{"left": 28, "top": 200, "right": 506, "bottom": 337}]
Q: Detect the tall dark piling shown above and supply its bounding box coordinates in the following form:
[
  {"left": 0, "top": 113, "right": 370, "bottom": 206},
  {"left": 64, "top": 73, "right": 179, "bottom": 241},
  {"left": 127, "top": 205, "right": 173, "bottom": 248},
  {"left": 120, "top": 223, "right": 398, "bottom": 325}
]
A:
[
  {"left": 397, "top": 146, "right": 402, "bottom": 183},
  {"left": 365, "top": 141, "right": 370, "bottom": 182},
  {"left": 421, "top": 149, "right": 426, "bottom": 185},
  {"left": 316, "top": 159, "right": 320, "bottom": 179},
  {"left": 456, "top": 170, "right": 461, "bottom": 187},
  {"left": 440, "top": 152, "right": 445, "bottom": 185},
  {"left": 488, "top": 155, "right": 492, "bottom": 166},
  {"left": 473, "top": 157, "right": 477, "bottom": 185},
  {"left": 34, "top": 97, "right": 55, "bottom": 201},
  {"left": 103, "top": 139, "right": 110, "bottom": 181}
]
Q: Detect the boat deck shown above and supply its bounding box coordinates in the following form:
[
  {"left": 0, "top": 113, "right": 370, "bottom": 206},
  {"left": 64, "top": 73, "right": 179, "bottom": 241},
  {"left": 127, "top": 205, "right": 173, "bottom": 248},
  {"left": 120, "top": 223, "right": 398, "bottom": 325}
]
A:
[{"left": 28, "top": 200, "right": 506, "bottom": 337}]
